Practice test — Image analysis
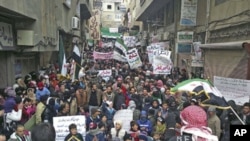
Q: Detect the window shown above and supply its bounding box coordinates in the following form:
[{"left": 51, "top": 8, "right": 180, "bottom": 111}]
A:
[
  {"left": 215, "top": 0, "right": 228, "bottom": 6},
  {"left": 117, "top": 6, "right": 120, "bottom": 10},
  {"left": 107, "top": 5, "right": 112, "bottom": 9}
]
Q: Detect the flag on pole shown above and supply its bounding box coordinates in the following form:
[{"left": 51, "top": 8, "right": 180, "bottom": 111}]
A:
[
  {"left": 171, "top": 78, "right": 230, "bottom": 109},
  {"left": 72, "top": 45, "right": 81, "bottom": 80},
  {"left": 59, "top": 36, "right": 67, "bottom": 76},
  {"left": 115, "top": 38, "right": 128, "bottom": 55}
]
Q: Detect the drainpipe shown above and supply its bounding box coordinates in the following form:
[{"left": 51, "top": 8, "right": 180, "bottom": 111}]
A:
[
  {"left": 242, "top": 42, "right": 250, "bottom": 80},
  {"left": 205, "top": 0, "right": 210, "bottom": 44}
]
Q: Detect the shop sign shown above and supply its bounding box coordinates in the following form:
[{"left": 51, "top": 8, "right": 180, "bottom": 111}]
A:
[{"left": 177, "top": 31, "right": 193, "bottom": 43}]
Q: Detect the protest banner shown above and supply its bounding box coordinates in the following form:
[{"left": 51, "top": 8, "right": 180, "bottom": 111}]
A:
[
  {"left": 126, "top": 48, "right": 142, "bottom": 69},
  {"left": 214, "top": 76, "right": 250, "bottom": 105},
  {"left": 113, "top": 109, "right": 133, "bottom": 131},
  {"left": 147, "top": 45, "right": 161, "bottom": 64},
  {"left": 153, "top": 50, "right": 173, "bottom": 74},
  {"left": 98, "top": 69, "right": 112, "bottom": 77},
  {"left": 93, "top": 51, "right": 113, "bottom": 60},
  {"left": 53, "top": 115, "right": 86, "bottom": 141},
  {"left": 123, "top": 36, "right": 136, "bottom": 48}
]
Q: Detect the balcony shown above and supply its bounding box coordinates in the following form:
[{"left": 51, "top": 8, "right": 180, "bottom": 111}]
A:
[
  {"left": 80, "top": 0, "right": 92, "bottom": 20},
  {"left": 136, "top": 0, "right": 169, "bottom": 21}
]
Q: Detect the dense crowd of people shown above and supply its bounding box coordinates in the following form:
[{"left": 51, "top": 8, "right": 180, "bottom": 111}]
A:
[{"left": 0, "top": 53, "right": 250, "bottom": 141}]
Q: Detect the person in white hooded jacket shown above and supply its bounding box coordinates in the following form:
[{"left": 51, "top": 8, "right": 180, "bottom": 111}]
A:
[
  {"left": 5, "top": 96, "right": 23, "bottom": 124},
  {"left": 110, "top": 120, "right": 126, "bottom": 141},
  {"left": 4, "top": 96, "right": 23, "bottom": 139}
]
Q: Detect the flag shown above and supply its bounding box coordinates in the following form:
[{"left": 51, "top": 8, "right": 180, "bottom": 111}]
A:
[
  {"left": 113, "top": 50, "right": 127, "bottom": 62},
  {"left": 72, "top": 45, "right": 81, "bottom": 80},
  {"left": 115, "top": 38, "right": 128, "bottom": 55},
  {"left": 171, "top": 78, "right": 230, "bottom": 109},
  {"left": 59, "top": 36, "right": 67, "bottom": 76}
]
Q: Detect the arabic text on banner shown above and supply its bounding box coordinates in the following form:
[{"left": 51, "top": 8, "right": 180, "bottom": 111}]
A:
[
  {"left": 93, "top": 51, "right": 113, "bottom": 60},
  {"left": 147, "top": 42, "right": 169, "bottom": 64},
  {"left": 97, "top": 69, "right": 112, "bottom": 77},
  {"left": 123, "top": 36, "right": 136, "bottom": 48},
  {"left": 126, "top": 48, "right": 142, "bottom": 69},
  {"left": 214, "top": 76, "right": 250, "bottom": 105},
  {"left": 53, "top": 115, "right": 86, "bottom": 141},
  {"left": 153, "top": 50, "right": 173, "bottom": 74}
]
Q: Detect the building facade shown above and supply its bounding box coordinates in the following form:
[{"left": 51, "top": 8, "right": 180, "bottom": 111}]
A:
[
  {"left": 0, "top": 0, "right": 92, "bottom": 88},
  {"left": 101, "top": 0, "right": 124, "bottom": 28},
  {"left": 129, "top": 0, "right": 250, "bottom": 80}
]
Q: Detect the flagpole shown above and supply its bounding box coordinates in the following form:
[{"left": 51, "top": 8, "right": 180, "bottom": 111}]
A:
[
  {"left": 206, "top": 78, "right": 245, "bottom": 125},
  {"left": 229, "top": 106, "right": 245, "bottom": 125}
]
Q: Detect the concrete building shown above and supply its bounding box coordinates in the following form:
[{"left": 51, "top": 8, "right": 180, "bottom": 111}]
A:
[
  {"left": 129, "top": 0, "right": 250, "bottom": 80},
  {"left": 101, "top": 0, "right": 124, "bottom": 28},
  {"left": 198, "top": 0, "right": 250, "bottom": 80},
  {"left": 0, "top": 0, "right": 92, "bottom": 88}
]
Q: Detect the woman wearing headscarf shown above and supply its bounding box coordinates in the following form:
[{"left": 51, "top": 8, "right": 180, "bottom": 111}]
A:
[{"left": 110, "top": 120, "right": 126, "bottom": 141}]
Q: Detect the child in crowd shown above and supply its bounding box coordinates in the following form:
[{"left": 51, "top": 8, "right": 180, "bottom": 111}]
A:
[{"left": 64, "top": 123, "right": 84, "bottom": 141}]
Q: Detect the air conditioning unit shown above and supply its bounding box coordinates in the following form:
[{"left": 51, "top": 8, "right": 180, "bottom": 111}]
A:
[{"left": 72, "top": 17, "right": 80, "bottom": 30}]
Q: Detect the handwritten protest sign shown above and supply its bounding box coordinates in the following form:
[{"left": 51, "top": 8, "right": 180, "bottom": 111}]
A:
[
  {"left": 214, "top": 76, "right": 250, "bottom": 105},
  {"left": 93, "top": 51, "right": 113, "bottom": 60},
  {"left": 147, "top": 43, "right": 167, "bottom": 64},
  {"left": 123, "top": 36, "right": 136, "bottom": 47},
  {"left": 126, "top": 48, "right": 142, "bottom": 69},
  {"left": 98, "top": 69, "right": 112, "bottom": 77},
  {"left": 113, "top": 109, "right": 133, "bottom": 131},
  {"left": 153, "top": 50, "right": 173, "bottom": 74},
  {"left": 53, "top": 115, "right": 86, "bottom": 141}
]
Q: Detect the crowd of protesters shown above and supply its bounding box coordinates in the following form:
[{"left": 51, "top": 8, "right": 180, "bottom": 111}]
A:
[{"left": 0, "top": 50, "right": 250, "bottom": 141}]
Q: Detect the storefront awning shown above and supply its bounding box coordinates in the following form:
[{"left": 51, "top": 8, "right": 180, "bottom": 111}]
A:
[{"left": 199, "top": 40, "right": 250, "bottom": 50}]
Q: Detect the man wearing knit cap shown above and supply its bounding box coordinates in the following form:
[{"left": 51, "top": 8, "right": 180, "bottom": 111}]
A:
[
  {"left": 207, "top": 106, "right": 221, "bottom": 139},
  {"left": 4, "top": 87, "right": 16, "bottom": 113},
  {"left": 36, "top": 82, "right": 50, "bottom": 101},
  {"left": 138, "top": 134, "right": 148, "bottom": 141}
]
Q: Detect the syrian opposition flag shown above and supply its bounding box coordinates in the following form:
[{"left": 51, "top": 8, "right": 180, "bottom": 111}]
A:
[
  {"left": 115, "top": 38, "right": 128, "bottom": 55},
  {"left": 72, "top": 45, "right": 81, "bottom": 80},
  {"left": 171, "top": 78, "right": 230, "bottom": 109},
  {"left": 59, "top": 36, "right": 67, "bottom": 76}
]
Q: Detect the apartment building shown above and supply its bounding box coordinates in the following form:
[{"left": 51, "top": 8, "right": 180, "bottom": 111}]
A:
[{"left": 0, "top": 0, "right": 92, "bottom": 88}]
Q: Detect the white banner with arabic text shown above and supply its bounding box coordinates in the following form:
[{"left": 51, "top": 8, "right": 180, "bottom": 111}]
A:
[
  {"left": 153, "top": 50, "right": 173, "bottom": 74},
  {"left": 126, "top": 48, "right": 142, "bottom": 69}
]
